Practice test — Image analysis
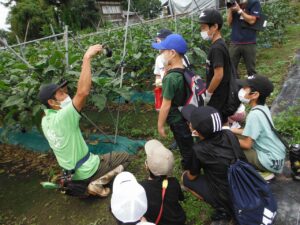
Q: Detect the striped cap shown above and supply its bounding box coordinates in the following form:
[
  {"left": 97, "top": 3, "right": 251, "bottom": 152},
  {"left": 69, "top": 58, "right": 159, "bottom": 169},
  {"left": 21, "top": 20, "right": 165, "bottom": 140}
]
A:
[{"left": 182, "top": 105, "right": 222, "bottom": 138}]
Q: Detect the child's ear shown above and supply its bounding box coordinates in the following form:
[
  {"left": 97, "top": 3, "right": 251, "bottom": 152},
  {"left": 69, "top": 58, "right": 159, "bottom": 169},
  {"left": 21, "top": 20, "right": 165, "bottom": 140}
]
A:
[{"left": 250, "top": 91, "right": 260, "bottom": 100}]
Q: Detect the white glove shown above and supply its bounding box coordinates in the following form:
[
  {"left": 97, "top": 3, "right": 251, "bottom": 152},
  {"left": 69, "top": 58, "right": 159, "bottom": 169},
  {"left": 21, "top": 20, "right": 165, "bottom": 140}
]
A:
[
  {"left": 155, "top": 78, "right": 162, "bottom": 87},
  {"left": 204, "top": 90, "right": 213, "bottom": 105}
]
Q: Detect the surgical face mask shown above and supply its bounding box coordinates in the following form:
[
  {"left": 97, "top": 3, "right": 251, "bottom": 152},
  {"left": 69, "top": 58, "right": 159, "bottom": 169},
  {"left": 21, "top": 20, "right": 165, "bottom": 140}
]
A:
[
  {"left": 238, "top": 88, "right": 250, "bottom": 104},
  {"left": 60, "top": 95, "right": 72, "bottom": 108},
  {"left": 161, "top": 51, "right": 173, "bottom": 67},
  {"left": 200, "top": 31, "right": 211, "bottom": 41}
]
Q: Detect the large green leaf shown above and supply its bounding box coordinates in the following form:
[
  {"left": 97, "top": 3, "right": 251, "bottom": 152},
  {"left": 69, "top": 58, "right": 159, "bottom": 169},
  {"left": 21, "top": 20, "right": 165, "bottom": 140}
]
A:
[
  {"left": 2, "top": 95, "right": 24, "bottom": 109},
  {"left": 112, "top": 87, "right": 131, "bottom": 101},
  {"left": 91, "top": 94, "right": 107, "bottom": 112}
]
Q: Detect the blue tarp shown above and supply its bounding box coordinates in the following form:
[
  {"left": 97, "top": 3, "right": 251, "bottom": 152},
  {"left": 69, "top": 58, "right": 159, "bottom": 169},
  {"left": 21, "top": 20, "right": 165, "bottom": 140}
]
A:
[
  {"left": 0, "top": 128, "right": 145, "bottom": 155},
  {"left": 116, "top": 90, "right": 154, "bottom": 104}
]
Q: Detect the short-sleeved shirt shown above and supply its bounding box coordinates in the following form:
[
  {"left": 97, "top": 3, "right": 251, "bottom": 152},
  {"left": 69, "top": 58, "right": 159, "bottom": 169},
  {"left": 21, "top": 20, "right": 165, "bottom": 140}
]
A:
[
  {"left": 140, "top": 177, "right": 186, "bottom": 225},
  {"left": 41, "top": 103, "right": 100, "bottom": 180},
  {"left": 189, "top": 130, "right": 247, "bottom": 214},
  {"left": 243, "top": 105, "right": 286, "bottom": 173},
  {"left": 206, "top": 38, "right": 231, "bottom": 113},
  {"left": 231, "top": 1, "right": 261, "bottom": 44},
  {"left": 154, "top": 54, "right": 165, "bottom": 78},
  {"left": 162, "top": 70, "right": 187, "bottom": 125}
]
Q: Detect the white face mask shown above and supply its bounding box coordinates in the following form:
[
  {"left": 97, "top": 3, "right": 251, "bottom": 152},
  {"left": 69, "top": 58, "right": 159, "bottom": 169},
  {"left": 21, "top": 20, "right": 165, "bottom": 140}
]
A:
[
  {"left": 238, "top": 88, "right": 250, "bottom": 104},
  {"left": 60, "top": 95, "right": 72, "bottom": 108},
  {"left": 161, "top": 54, "right": 169, "bottom": 67},
  {"left": 161, "top": 51, "right": 173, "bottom": 67},
  {"left": 200, "top": 31, "right": 211, "bottom": 41}
]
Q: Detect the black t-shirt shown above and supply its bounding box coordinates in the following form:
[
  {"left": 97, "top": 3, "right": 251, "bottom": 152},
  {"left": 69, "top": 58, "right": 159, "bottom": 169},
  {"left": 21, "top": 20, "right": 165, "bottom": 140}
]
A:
[
  {"left": 206, "top": 38, "right": 231, "bottom": 112},
  {"left": 190, "top": 130, "right": 247, "bottom": 214},
  {"left": 140, "top": 177, "right": 186, "bottom": 225}
]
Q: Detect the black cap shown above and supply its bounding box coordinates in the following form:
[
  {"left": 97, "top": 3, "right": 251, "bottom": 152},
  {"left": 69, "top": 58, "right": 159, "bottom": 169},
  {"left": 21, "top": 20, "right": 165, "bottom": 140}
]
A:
[
  {"left": 182, "top": 105, "right": 222, "bottom": 138},
  {"left": 156, "top": 29, "right": 173, "bottom": 39},
  {"left": 199, "top": 8, "right": 223, "bottom": 26},
  {"left": 38, "top": 83, "right": 65, "bottom": 106},
  {"left": 58, "top": 79, "right": 68, "bottom": 87},
  {"left": 237, "top": 75, "right": 274, "bottom": 98}
]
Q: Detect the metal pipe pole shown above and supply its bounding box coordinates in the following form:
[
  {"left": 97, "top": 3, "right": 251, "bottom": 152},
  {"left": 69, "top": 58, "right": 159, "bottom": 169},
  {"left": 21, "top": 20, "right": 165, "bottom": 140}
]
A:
[
  {"left": 64, "top": 25, "right": 69, "bottom": 70},
  {"left": 0, "top": 38, "right": 34, "bottom": 69},
  {"left": 15, "top": 35, "right": 26, "bottom": 59},
  {"left": 0, "top": 32, "right": 68, "bottom": 50},
  {"left": 114, "top": 0, "right": 131, "bottom": 144},
  {"left": 50, "top": 24, "right": 59, "bottom": 49}
]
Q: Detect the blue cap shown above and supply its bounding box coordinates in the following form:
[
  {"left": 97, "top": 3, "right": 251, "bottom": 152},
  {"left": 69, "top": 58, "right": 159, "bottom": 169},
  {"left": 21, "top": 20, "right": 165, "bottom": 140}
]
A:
[{"left": 152, "top": 34, "right": 187, "bottom": 54}]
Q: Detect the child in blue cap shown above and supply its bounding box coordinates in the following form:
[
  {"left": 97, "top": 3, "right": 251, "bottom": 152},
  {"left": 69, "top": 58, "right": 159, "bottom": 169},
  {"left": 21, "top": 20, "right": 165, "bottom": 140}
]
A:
[{"left": 152, "top": 34, "right": 193, "bottom": 170}]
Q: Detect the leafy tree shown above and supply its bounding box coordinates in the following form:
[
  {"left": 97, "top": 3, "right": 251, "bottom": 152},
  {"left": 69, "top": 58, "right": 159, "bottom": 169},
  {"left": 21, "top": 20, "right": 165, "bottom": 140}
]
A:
[
  {"left": 122, "top": 0, "right": 162, "bottom": 19},
  {"left": 6, "top": 0, "right": 56, "bottom": 40},
  {"left": 46, "top": 0, "right": 100, "bottom": 31}
]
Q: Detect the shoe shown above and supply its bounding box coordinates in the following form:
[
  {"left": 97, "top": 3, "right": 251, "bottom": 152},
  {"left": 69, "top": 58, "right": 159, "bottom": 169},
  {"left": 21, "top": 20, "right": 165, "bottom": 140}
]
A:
[
  {"left": 98, "top": 165, "right": 124, "bottom": 185},
  {"left": 259, "top": 171, "right": 275, "bottom": 181},
  {"left": 87, "top": 182, "right": 111, "bottom": 197},
  {"left": 211, "top": 210, "right": 231, "bottom": 221}
]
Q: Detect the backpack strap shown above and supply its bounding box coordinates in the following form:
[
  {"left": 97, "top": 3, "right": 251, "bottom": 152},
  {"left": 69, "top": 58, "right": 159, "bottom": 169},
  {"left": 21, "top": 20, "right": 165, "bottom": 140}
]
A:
[
  {"left": 155, "top": 178, "right": 169, "bottom": 225},
  {"left": 252, "top": 108, "right": 289, "bottom": 149},
  {"left": 225, "top": 130, "right": 242, "bottom": 161},
  {"left": 182, "top": 55, "right": 191, "bottom": 68},
  {"left": 64, "top": 151, "right": 91, "bottom": 175}
]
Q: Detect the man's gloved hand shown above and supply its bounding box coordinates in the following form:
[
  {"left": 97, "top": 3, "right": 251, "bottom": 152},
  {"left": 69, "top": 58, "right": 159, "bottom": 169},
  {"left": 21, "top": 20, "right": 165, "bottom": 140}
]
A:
[{"left": 204, "top": 90, "right": 213, "bottom": 105}]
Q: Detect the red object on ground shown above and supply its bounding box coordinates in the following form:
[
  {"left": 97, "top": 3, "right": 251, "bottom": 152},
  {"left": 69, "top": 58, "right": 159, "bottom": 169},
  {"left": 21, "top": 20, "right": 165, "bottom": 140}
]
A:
[{"left": 154, "top": 87, "right": 162, "bottom": 111}]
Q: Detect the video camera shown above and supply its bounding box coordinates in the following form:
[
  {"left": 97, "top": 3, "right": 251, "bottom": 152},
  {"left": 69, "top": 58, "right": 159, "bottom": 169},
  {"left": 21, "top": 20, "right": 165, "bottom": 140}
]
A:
[
  {"left": 102, "top": 45, "right": 113, "bottom": 57},
  {"left": 226, "top": 0, "right": 248, "bottom": 8},
  {"left": 227, "top": 0, "right": 238, "bottom": 8}
]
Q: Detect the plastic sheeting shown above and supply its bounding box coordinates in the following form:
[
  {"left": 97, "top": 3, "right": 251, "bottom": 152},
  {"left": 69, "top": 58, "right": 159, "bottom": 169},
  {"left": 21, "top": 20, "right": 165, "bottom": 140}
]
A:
[
  {"left": 160, "top": 0, "right": 217, "bottom": 15},
  {"left": 0, "top": 128, "right": 145, "bottom": 155},
  {"left": 271, "top": 49, "right": 300, "bottom": 115}
]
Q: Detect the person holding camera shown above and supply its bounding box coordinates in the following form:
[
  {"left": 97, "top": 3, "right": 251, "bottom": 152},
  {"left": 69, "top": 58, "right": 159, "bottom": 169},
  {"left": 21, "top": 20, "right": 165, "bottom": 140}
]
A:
[
  {"left": 227, "top": 0, "right": 262, "bottom": 78},
  {"left": 38, "top": 44, "right": 130, "bottom": 197}
]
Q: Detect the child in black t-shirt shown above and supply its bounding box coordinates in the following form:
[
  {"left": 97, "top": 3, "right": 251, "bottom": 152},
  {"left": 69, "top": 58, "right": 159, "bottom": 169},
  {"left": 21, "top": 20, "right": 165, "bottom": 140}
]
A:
[
  {"left": 140, "top": 140, "right": 186, "bottom": 225},
  {"left": 199, "top": 8, "right": 233, "bottom": 123},
  {"left": 181, "top": 105, "right": 247, "bottom": 223}
]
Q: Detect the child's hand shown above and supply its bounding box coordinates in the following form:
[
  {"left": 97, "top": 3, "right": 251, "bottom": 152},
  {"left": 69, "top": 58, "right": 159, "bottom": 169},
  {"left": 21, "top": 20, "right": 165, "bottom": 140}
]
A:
[{"left": 158, "top": 126, "right": 167, "bottom": 138}]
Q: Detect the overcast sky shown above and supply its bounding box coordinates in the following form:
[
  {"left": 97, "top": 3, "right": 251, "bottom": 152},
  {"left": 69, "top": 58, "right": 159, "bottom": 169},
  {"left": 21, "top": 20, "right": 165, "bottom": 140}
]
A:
[{"left": 0, "top": 4, "right": 10, "bottom": 30}]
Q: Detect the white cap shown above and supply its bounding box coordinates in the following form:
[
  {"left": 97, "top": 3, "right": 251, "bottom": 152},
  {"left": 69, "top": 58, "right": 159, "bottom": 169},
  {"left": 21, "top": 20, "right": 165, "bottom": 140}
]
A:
[
  {"left": 111, "top": 172, "right": 148, "bottom": 223},
  {"left": 145, "top": 140, "right": 174, "bottom": 176},
  {"left": 136, "top": 222, "right": 156, "bottom": 225}
]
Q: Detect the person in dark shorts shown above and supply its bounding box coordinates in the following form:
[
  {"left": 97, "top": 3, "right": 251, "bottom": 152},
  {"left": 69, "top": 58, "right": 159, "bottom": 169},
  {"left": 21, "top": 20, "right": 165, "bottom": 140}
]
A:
[
  {"left": 140, "top": 139, "right": 186, "bottom": 225},
  {"left": 38, "top": 45, "right": 129, "bottom": 197},
  {"left": 181, "top": 105, "right": 246, "bottom": 222},
  {"left": 199, "top": 8, "right": 233, "bottom": 123}
]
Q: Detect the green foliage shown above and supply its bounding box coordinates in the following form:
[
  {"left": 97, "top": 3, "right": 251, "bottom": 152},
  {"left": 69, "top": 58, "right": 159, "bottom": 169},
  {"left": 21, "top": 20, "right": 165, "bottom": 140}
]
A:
[
  {"left": 129, "top": 0, "right": 162, "bottom": 19},
  {"left": 8, "top": 0, "right": 56, "bottom": 40},
  {"left": 273, "top": 104, "right": 300, "bottom": 143},
  {"left": 0, "top": 16, "right": 209, "bottom": 134},
  {"left": 52, "top": 0, "right": 100, "bottom": 31},
  {"left": 257, "top": 0, "right": 299, "bottom": 47}
]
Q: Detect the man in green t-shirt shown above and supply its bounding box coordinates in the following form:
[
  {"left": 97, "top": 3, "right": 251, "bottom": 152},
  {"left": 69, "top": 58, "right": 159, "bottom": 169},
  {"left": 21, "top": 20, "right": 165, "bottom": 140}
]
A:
[
  {"left": 231, "top": 75, "right": 286, "bottom": 180},
  {"left": 38, "top": 45, "right": 129, "bottom": 197},
  {"left": 152, "top": 34, "right": 193, "bottom": 170}
]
